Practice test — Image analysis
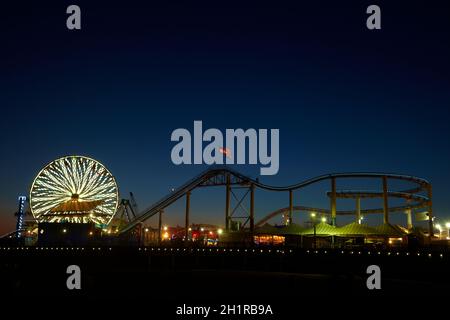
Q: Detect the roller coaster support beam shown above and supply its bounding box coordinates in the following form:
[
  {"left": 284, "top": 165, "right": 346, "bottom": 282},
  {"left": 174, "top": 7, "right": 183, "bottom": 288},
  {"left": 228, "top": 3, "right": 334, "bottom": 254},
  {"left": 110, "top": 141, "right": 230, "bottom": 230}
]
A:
[
  {"left": 158, "top": 210, "right": 163, "bottom": 245},
  {"left": 185, "top": 192, "right": 191, "bottom": 242},
  {"left": 382, "top": 176, "right": 389, "bottom": 224},
  {"left": 428, "top": 185, "right": 434, "bottom": 238},
  {"left": 250, "top": 184, "right": 255, "bottom": 232},
  {"left": 289, "top": 190, "right": 293, "bottom": 225},
  {"left": 330, "top": 178, "right": 336, "bottom": 226},
  {"left": 225, "top": 174, "right": 231, "bottom": 231},
  {"left": 356, "top": 197, "right": 361, "bottom": 224},
  {"left": 406, "top": 209, "right": 413, "bottom": 229}
]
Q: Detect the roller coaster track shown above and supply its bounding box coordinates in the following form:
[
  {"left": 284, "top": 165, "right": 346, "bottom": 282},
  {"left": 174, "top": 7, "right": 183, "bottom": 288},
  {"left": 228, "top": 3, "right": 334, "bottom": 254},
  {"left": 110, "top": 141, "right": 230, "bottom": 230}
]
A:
[{"left": 120, "top": 166, "right": 431, "bottom": 234}]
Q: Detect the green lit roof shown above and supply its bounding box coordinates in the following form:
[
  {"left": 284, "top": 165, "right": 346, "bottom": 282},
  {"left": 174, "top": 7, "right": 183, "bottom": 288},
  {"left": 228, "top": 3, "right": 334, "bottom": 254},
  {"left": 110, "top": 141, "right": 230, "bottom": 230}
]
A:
[
  {"left": 254, "top": 222, "right": 410, "bottom": 237},
  {"left": 255, "top": 223, "right": 305, "bottom": 235},
  {"left": 275, "top": 223, "right": 305, "bottom": 235},
  {"left": 334, "top": 222, "right": 377, "bottom": 236},
  {"left": 255, "top": 223, "right": 279, "bottom": 234},
  {"left": 374, "top": 224, "right": 406, "bottom": 237},
  {"left": 300, "top": 222, "right": 337, "bottom": 236}
]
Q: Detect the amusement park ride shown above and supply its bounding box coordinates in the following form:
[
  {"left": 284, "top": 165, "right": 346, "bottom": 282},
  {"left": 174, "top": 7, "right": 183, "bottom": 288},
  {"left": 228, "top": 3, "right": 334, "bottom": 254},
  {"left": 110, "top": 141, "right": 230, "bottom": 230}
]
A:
[{"left": 6, "top": 155, "right": 436, "bottom": 244}]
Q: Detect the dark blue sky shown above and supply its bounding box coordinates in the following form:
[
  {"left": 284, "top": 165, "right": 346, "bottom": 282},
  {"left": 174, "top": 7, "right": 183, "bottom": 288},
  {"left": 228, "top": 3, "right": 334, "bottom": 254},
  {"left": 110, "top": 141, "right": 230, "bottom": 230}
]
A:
[{"left": 1, "top": 1, "right": 449, "bottom": 234}]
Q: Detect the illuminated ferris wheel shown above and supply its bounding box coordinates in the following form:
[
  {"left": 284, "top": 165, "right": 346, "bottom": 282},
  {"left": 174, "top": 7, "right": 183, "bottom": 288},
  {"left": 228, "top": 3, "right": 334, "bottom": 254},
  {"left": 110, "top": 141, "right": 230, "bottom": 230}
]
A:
[{"left": 30, "top": 156, "right": 119, "bottom": 225}]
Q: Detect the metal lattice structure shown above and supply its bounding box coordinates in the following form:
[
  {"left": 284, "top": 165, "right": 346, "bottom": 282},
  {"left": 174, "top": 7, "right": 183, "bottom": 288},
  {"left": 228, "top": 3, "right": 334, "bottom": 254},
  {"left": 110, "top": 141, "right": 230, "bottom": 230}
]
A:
[{"left": 29, "top": 156, "right": 119, "bottom": 225}]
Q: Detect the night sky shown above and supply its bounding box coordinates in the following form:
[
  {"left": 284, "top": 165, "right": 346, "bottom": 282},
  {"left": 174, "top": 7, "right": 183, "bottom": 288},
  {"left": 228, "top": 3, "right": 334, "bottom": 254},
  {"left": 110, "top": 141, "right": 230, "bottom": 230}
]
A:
[{"left": 1, "top": 1, "right": 449, "bottom": 234}]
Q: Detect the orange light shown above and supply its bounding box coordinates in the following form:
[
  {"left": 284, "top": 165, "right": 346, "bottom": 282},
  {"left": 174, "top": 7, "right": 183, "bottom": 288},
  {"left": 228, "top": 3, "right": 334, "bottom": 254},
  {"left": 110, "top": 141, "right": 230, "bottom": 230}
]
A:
[{"left": 219, "top": 147, "right": 232, "bottom": 159}]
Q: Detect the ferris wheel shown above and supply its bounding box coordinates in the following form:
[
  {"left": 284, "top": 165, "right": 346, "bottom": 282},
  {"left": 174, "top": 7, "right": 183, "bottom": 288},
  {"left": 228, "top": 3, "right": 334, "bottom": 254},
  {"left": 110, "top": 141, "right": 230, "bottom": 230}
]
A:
[{"left": 29, "top": 156, "right": 119, "bottom": 225}]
